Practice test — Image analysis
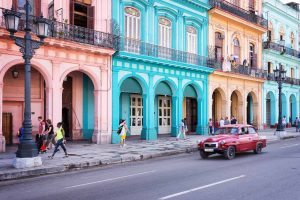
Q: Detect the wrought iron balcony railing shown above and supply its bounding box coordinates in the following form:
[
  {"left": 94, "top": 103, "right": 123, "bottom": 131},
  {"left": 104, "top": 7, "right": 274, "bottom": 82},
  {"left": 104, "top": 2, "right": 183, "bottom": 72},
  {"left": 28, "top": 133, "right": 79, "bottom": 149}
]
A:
[
  {"left": 267, "top": 73, "right": 300, "bottom": 85},
  {"left": 0, "top": 8, "right": 118, "bottom": 50},
  {"left": 119, "top": 37, "right": 215, "bottom": 69},
  {"left": 212, "top": 58, "right": 268, "bottom": 78},
  {"left": 263, "top": 41, "right": 300, "bottom": 59},
  {"left": 209, "top": 0, "right": 268, "bottom": 29}
]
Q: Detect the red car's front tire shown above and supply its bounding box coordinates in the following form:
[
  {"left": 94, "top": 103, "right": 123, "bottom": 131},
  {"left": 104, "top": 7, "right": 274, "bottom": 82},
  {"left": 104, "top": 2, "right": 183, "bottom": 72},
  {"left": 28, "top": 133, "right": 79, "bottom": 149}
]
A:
[
  {"left": 224, "top": 146, "right": 236, "bottom": 160},
  {"left": 254, "top": 143, "right": 263, "bottom": 154},
  {"left": 199, "top": 150, "right": 209, "bottom": 159}
]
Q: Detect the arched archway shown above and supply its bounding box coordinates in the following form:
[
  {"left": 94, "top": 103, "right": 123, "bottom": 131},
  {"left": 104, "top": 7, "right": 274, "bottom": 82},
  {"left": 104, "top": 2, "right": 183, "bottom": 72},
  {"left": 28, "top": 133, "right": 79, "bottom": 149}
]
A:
[
  {"left": 246, "top": 92, "right": 258, "bottom": 126},
  {"left": 120, "top": 77, "right": 144, "bottom": 136},
  {"left": 2, "top": 64, "right": 47, "bottom": 145},
  {"left": 230, "top": 90, "right": 243, "bottom": 123},
  {"left": 289, "top": 94, "right": 297, "bottom": 123},
  {"left": 61, "top": 71, "right": 95, "bottom": 140},
  {"left": 266, "top": 91, "right": 276, "bottom": 127},
  {"left": 182, "top": 84, "right": 198, "bottom": 133},
  {"left": 212, "top": 87, "right": 226, "bottom": 127},
  {"left": 154, "top": 80, "right": 175, "bottom": 135}
]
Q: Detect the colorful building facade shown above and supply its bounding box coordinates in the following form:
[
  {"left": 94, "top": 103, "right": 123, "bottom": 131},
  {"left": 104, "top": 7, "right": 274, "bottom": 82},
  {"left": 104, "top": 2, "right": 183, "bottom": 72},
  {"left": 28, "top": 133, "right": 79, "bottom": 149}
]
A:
[
  {"left": 111, "top": 0, "right": 213, "bottom": 143},
  {"left": 208, "top": 0, "right": 268, "bottom": 129},
  {"left": 0, "top": 0, "right": 116, "bottom": 152},
  {"left": 262, "top": 0, "right": 300, "bottom": 128}
]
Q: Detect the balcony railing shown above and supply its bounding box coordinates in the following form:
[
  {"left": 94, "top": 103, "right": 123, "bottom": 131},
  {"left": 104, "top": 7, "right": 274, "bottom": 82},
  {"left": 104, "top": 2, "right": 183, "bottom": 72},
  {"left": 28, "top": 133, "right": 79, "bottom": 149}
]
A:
[
  {"left": 119, "top": 37, "right": 215, "bottom": 69},
  {"left": 212, "top": 58, "right": 268, "bottom": 78},
  {"left": 0, "top": 8, "right": 118, "bottom": 50},
  {"left": 209, "top": 0, "right": 268, "bottom": 29},
  {"left": 267, "top": 73, "right": 300, "bottom": 85},
  {"left": 263, "top": 41, "right": 300, "bottom": 59}
]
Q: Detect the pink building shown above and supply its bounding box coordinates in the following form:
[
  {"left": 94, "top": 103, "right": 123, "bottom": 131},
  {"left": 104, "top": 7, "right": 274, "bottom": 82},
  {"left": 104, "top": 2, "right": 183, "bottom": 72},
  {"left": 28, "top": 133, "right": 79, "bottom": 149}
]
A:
[{"left": 0, "top": 0, "right": 115, "bottom": 152}]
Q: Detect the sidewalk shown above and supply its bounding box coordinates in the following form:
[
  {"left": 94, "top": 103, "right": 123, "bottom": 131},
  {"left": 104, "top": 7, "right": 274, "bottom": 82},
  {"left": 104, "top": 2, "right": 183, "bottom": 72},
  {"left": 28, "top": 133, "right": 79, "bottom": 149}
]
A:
[{"left": 0, "top": 129, "right": 299, "bottom": 181}]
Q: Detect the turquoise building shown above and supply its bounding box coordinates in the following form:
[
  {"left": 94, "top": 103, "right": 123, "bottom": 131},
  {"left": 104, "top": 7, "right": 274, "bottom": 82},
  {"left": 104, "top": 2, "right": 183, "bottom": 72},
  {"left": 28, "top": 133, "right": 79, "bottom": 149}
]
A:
[
  {"left": 262, "top": 0, "right": 300, "bottom": 127},
  {"left": 111, "top": 0, "right": 213, "bottom": 143}
]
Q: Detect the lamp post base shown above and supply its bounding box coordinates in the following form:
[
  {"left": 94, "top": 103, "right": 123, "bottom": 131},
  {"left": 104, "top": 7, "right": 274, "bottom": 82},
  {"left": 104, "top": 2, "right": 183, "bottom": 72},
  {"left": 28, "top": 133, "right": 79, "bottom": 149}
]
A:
[
  {"left": 13, "top": 157, "right": 42, "bottom": 169},
  {"left": 274, "top": 130, "right": 287, "bottom": 139}
]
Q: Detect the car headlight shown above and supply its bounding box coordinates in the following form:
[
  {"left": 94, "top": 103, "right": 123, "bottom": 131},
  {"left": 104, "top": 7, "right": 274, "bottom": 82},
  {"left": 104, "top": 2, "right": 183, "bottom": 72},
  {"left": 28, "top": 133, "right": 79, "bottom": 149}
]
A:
[{"left": 220, "top": 140, "right": 225, "bottom": 145}]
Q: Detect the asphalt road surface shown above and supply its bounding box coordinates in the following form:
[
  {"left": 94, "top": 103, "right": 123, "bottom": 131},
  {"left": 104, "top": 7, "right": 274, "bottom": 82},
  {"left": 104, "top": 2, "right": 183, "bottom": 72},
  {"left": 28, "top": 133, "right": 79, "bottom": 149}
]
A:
[{"left": 1, "top": 138, "right": 300, "bottom": 200}]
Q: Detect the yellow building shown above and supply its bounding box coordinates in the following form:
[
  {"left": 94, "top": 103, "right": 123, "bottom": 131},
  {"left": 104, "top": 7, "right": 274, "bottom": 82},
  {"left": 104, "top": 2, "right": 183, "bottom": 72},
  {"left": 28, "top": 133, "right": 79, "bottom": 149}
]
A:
[{"left": 208, "top": 0, "right": 268, "bottom": 128}]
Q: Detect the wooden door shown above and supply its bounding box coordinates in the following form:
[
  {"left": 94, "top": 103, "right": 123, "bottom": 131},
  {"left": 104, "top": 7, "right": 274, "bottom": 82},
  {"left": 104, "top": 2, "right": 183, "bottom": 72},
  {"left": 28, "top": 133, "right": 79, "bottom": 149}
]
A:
[
  {"left": 186, "top": 98, "right": 197, "bottom": 133},
  {"left": 2, "top": 113, "right": 13, "bottom": 145}
]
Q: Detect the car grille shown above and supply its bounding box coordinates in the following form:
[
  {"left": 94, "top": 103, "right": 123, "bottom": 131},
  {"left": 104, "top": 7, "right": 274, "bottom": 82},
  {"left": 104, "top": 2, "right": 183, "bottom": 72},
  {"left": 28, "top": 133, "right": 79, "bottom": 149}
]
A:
[{"left": 204, "top": 143, "right": 218, "bottom": 148}]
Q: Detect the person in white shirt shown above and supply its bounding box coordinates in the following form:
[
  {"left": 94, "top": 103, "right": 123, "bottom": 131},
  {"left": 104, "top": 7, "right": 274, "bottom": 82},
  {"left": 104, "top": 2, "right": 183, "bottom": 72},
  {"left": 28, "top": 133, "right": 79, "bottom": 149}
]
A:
[
  {"left": 176, "top": 119, "right": 187, "bottom": 140},
  {"left": 219, "top": 117, "right": 225, "bottom": 127}
]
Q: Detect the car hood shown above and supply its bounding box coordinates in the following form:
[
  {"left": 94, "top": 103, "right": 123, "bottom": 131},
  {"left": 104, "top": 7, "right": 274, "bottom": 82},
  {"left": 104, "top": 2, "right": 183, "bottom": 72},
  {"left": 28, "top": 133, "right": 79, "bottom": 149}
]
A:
[{"left": 203, "top": 135, "right": 236, "bottom": 142}]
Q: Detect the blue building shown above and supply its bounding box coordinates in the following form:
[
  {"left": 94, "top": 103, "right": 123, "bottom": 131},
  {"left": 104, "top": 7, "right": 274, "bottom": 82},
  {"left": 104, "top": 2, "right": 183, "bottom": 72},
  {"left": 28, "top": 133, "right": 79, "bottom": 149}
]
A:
[
  {"left": 111, "top": 0, "right": 213, "bottom": 143},
  {"left": 262, "top": 0, "right": 300, "bottom": 128}
]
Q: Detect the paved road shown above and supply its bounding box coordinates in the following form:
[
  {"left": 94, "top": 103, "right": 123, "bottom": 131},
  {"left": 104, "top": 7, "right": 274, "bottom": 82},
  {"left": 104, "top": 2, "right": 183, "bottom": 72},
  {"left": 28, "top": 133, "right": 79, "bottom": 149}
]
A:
[{"left": 1, "top": 138, "right": 300, "bottom": 200}]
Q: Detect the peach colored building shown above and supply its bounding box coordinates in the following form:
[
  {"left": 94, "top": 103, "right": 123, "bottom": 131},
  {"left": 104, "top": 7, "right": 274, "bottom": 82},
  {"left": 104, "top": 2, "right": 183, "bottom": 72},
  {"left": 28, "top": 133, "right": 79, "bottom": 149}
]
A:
[{"left": 0, "top": 0, "right": 115, "bottom": 152}]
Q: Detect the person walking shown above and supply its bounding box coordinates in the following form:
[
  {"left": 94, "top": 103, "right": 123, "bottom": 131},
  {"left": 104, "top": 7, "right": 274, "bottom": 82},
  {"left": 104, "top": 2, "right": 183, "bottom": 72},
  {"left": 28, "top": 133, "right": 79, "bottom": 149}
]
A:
[
  {"left": 17, "top": 126, "right": 24, "bottom": 143},
  {"left": 282, "top": 116, "right": 287, "bottom": 128},
  {"left": 177, "top": 119, "right": 187, "bottom": 140},
  {"left": 118, "top": 119, "right": 130, "bottom": 148},
  {"left": 48, "top": 122, "right": 68, "bottom": 159},
  {"left": 231, "top": 116, "right": 237, "bottom": 124},
  {"left": 224, "top": 117, "right": 230, "bottom": 125},
  {"left": 36, "top": 116, "right": 46, "bottom": 154},
  {"left": 45, "top": 119, "right": 56, "bottom": 150},
  {"left": 208, "top": 119, "right": 213, "bottom": 135},
  {"left": 219, "top": 117, "right": 225, "bottom": 127},
  {"left": 295, "top": 117, "right": 300, "bottom": 132}
]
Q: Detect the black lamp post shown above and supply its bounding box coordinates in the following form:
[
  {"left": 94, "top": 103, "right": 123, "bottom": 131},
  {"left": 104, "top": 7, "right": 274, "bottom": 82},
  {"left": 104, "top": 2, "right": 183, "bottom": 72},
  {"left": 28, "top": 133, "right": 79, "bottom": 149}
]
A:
[
  {"left": 3, "top": 1, "right": 50, "bottom": 158},
  {"left": 274, "top": 63, "right": 286, "bottom": 132}
]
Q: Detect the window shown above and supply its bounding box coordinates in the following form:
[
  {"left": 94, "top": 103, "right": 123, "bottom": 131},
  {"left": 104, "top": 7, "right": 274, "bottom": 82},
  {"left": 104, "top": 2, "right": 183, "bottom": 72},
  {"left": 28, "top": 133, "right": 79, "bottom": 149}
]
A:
[
  {"left": 13, "top": 0, "right": 38, "bottom": 15},
  {"left": 248, "top": 127, "right": 256, "bottom": 134},
  {"left": 233, "top": 38, "right": 240, "bottom": 64},
  {"left": 249, "top": 43, "right": 256, "bottom": 68},
  {"left": 268, "top": 62, "right": 273, "bottom": 74},
  {"left": 187, "top": 26, "right": 197, "bottom": 54},
  {"left": 249, "top": 0, "right": 255, "bottom": 12},
  {"left": 48, "top": 1, "right": 54, "bottom": 20},
  {"left": 291, "top": 68, "right": 295, "bottom": 78},
  {"left": 279, "top": 25, "right": 285, "bottom": 42},
  {"left": 268, "top": 22, "right": 274, "bottom": 42},
  {"left": 291, "top": 32, "right": 295, "bottom": 49},
  {"left": 124, "top": 7, "right": 141, "bottom": 39},
  {"left": 70, "top": 0, "right": 94, "bottom": 29},
  {"left": 159, "top": 17, "right": 172, "bottom": 48},
  {"left": 215, "top": 32, "right": 223, "bottom": 61}
]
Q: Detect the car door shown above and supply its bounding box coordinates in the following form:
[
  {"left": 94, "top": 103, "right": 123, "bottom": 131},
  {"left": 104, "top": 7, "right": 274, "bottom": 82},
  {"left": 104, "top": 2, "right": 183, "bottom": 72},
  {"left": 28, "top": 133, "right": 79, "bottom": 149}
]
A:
[
  {"left": 237, "top": 127, "right": 252, "bottom": 151},
  {"left": 248, "top": 127, "right": 259, "bottom": 150}
]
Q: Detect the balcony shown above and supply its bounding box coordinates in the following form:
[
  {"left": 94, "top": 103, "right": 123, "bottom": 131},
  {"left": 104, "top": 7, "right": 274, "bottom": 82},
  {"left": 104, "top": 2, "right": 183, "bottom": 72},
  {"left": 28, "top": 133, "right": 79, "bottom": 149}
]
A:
[
  {"left": 263, "top": 41, "right": 300, "bottom": 59},
  {"left": 211, "top": 58, "right": 267, "bottom": 79},
  {"left": 209, "top": 0, "right": 268, "bottom": 29},
  {"left": 267, "top": 73, "right": 300, "bottom": 85},
  {"left": 0, "top": 8, "right": 117, "bottom": 50},
  {"left": 119, "top": 37, "right": 215, "bottom": 69}
]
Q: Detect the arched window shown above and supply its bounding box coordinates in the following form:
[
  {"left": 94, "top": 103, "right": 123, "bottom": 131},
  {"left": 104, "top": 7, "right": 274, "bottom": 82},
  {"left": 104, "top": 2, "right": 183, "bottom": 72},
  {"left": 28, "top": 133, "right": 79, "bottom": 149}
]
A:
[
  {"left": 159, "top": 17, "right": 172, "bottom": 48},
  {"left": 249, "top": 43, "right": 256, "bottom": 68},
  {"left": 215, "top": 32, "right": 223, "bottom": 61},
  {"left": 249, "top": 0, "right": 255, "bottom": 12},
  {"left": 290, "top": 32, "right": 295, "bottom": 49},
  {"left": 279, "top": 25, "right": 285, "bottom": 41},
  {"left": 267, "top": 21, "right": 274, "bottom": 42},
  {"left": 187, "top": 26, "right": 197, "bottom": 54},
  {"left": 125, "top": 7, "right": 141, "bottom": 39},
  {"left": 233, "top": 38, "right": 240, "bottom": 64}
]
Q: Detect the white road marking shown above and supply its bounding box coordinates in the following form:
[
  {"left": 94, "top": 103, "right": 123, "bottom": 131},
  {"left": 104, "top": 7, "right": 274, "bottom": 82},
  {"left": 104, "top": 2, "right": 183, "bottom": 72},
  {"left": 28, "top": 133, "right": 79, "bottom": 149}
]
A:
[
  {"left": 280, "top": 144, "right": 299, "bottom": 149},
  {"left": 159, "top": 175, "right": 246, "bottom": 200},
  {"left": 65, "top": 170, "right": 156, "bottom": 189}
]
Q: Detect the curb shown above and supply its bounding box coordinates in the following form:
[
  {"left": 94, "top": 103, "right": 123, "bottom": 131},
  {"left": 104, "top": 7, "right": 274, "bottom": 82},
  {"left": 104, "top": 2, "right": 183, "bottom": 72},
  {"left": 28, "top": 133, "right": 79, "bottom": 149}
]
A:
[{"left": 0, "top": 145, "right": 198, "bottom": 181}]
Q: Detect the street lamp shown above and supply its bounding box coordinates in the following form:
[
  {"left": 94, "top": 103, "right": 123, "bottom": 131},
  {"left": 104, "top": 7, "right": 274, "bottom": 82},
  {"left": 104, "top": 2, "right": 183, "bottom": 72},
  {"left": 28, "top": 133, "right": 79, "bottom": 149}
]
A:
[
  {"left": 274, "top": 64, "right": 286, "bottom": 133},
  {"left": 3, "top": 1, "right": 50, "bottom": 167}
]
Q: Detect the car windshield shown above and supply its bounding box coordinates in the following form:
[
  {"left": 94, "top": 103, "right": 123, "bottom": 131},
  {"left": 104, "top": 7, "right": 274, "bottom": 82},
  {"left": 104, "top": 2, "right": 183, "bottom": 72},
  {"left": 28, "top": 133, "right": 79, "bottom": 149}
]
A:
[{"left": 214, "top": 127, "right": 239, "bottom": 135}]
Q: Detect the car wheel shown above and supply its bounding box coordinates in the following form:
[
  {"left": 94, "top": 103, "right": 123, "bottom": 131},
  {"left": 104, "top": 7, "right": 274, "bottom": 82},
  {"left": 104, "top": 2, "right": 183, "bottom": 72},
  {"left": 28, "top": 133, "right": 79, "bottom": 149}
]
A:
[
  {"left": 254, "top": 143, "right": 262, "bottom": 154},
  {"left": 199, "top": 150, "right": 209, "bottom": 159},
  {"left": 224, "top": 146, "right": 236, "bottom": 160}
]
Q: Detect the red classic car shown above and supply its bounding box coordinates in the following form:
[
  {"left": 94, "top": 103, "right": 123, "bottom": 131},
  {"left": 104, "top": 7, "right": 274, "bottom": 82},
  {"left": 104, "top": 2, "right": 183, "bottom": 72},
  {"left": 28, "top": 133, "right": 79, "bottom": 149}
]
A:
[{"left": 198, "top": 124, "right": 267, "bottom": 159}]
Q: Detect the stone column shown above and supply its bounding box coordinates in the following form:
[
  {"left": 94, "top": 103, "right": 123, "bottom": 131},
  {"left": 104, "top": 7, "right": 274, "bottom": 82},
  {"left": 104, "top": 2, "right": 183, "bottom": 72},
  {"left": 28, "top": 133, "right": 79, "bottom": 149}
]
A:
[
  {"left": 51, "top": 61, "right": 62, "bottom": 126},
  {"left": 222, "top": 100, "right": 227, "bottom": 119},
  {"left": 0, "top": 83, "right": 5, "bottom": 152},
  {"left": 171, "top": 96, "right": 179, "bottom": 137},
  {"left": 92, "top": 89, "right": 101, "bottom": 144},
  {"left": 240, "top": 101, "right": 245, "bottom": 124},
  {"left": 45, "top": 87, "right": 53, "bottom": 121},
  {"left": 196, "top": 97, "right": 203, "bottom": 134}
]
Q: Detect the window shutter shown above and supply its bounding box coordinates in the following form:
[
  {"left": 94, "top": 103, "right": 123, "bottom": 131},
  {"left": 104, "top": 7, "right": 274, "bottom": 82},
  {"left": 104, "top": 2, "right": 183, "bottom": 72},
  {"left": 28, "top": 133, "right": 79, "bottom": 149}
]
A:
[
  {"left": 87, "top": 6, "right": 95, "bottom": 29},
  {"left": 253, "top": 54, "right": 257, "bottom": 68},
  {"left": 69, "top": 0, "right": 74, "bottom": 25},
  {"left": 34, "top": 0, "right": 41, "bottom": 16}
]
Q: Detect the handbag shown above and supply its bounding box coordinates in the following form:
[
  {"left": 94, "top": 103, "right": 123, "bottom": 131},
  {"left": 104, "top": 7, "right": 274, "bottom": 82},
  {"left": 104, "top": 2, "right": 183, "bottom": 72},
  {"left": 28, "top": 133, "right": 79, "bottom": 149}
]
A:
[{"left": 117, "top": 125, "right": 123, "bottom": 135}]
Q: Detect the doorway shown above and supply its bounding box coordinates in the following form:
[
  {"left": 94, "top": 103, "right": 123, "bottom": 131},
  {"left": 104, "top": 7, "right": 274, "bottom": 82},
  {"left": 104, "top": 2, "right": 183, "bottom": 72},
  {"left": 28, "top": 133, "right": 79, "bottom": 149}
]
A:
[
  {"left": 2, "top": 113, "right": 13, "bottom": 145},
  {"left": 158, "top": 96, "right": 171, "bottom": 134},
  {"left": 62, "top": 76, "right": 73, "bottom": 140},
  {"left": 185, "top": 98, "right": 197, "bottom": 133}
]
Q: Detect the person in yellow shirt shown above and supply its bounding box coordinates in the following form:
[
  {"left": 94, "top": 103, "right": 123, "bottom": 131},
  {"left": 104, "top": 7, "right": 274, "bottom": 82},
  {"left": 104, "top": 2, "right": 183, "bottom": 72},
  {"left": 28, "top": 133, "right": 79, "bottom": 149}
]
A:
[{"left": 48, "top": 122, "right": 68, "bottom": 159}]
